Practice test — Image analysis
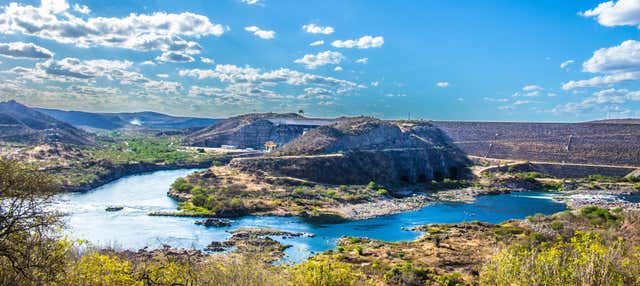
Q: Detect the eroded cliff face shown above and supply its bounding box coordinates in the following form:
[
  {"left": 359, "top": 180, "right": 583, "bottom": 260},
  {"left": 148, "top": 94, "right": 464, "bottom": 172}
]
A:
[
  {"left": 182, "top": 113, "right": 313, "bottom": 149},
  {"left": 230, "top": 118, "right": 470, "bottom": 185},
  {"left": 231, "top": 149, "right": 467, "bottom": 185}
]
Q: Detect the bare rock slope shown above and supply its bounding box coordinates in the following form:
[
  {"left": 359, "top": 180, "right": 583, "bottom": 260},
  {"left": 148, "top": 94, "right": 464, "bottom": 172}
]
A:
[{"left": 182, "top": 113, "right": 317, "bottom": 149}]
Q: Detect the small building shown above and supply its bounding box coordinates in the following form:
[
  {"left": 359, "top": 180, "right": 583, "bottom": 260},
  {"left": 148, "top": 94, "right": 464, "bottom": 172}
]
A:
[{"left": 264, "top": 141, "right": 277, "bottom": 152}]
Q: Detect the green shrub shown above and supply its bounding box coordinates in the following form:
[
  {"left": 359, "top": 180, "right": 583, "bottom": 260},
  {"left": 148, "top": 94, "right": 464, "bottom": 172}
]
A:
[
  {"left": 367, "top": 181, "right": 377, "bottom": 189},
  {"left": 550, "top": 221, "right": 564, "bottom": 231},
  {"left": 376, "top": 188, "right": 389, "bottom": 196},
  {"left": 384, "top": 263, "right": 428, "bottom": 285},
  {"left": 171, "top": 178, "right": 194, "bottom": 193},
  {"left": 230, "top": 197, "right": 243, "bottom": 208},
  {"left": 432, "top": 272, "right": 464, "bottom": 286},
  {"left": 292, "top": 187, "right": 304, "bottom": 196},
  {"left": 289, "top": 256, "right": 366, "bottom": 286},
  {"left": 191, "top": 193, "right": 207, "bottom": 207},
  {"left": 580, "top": 206, "right": 620, "bottom": 226}
]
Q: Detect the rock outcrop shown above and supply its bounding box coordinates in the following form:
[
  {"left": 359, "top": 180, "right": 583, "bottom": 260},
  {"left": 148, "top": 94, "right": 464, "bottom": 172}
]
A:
[
  {"left": 230, "top": 117, "right": 470, "bottom": 185},
  {"left": 182, "top": 113, "right": 321, "bottom": 149}
]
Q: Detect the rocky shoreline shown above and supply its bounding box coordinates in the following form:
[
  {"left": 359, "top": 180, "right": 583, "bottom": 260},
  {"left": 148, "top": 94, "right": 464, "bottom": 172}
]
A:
[
  {"left": 335, "top": 195, "right": 433, "bottom": 219},
  {"left": 561, "top": 190, "right": 640, "bottom": 210}
]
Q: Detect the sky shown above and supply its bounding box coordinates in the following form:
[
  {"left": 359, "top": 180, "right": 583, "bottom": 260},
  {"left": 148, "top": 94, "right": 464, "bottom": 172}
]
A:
[{"left": 0, "top": 0, "right": 639, "bottom": 121}]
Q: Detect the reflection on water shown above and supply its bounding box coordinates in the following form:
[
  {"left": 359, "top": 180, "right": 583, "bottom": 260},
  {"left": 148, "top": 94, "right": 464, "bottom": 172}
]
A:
[{"left": 54, "top": 169, "right": 567, "bottom": 263}]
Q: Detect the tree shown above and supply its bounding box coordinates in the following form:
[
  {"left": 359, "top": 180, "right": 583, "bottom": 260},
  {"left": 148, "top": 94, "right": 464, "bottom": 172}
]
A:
[{"left": 0, "top": 160, "right": 65, "bottom": 283}]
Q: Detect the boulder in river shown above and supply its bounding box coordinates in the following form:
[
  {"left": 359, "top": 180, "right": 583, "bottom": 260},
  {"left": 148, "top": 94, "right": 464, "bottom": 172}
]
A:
[
  {"left": 105, "top": 206, "right": 124, "bottom": 212},
  {"left": 195, "top": 218, "right": 232, "bottom": 227}
]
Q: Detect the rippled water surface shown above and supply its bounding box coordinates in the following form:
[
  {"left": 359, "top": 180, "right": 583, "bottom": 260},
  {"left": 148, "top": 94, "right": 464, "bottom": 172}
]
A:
[{"left": 54, "top": 169, "right": 567, "bottom": 263}]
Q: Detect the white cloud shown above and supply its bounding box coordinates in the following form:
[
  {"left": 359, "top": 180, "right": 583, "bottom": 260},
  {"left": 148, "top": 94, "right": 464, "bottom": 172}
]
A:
[
  {"left": 304, "top": 87, "right": 333, "bottom": 100},
  {"left": 512, "top": 100, "right": 539, "bottom": 106},
  {"left": 245, "top": 26, "right": 275, "bottom": 40},
  {"left": 560, "top": 60, "right": 575, "bottom": 69},
  {"left": 436, "top": 82, "right": 450, "bottom": 88},
  {"left": 0, "top": 42, "right": 54, "bottom": 59},
  {"left": 68, "top": 84, "right": 119, "bottom": 95},
  {"left": 553, "top": 88, "right": 640, "bottom": 115},
  {"left": 331, "top": 36, "right": 384, "bottom": 49},
  {"left": 385, "top": 93, "right": 407, "bottom": 97},
  {"left": 179, "top": 64, "right": 357, "bottom": 89},
  {"left": 143, "top": 80, "right": 182, "bottom": 95},
  {"left": 72, "top": 3, "right": 90, "bottom": 14},
  {"left": 156, "top": 51, "right": 195, "bottom": 63},
  {"left": 140, "top": 61, "right": 156, "bottom": 66},
  {"left": 522, "top": 85, "right": 542, "bottom": 92},
  {"left": 41, "top": 0, "right": 69, "bottom": 14},
  {"left": 0, "top": 2, "right": 225, "bottom": 55},
  {"left": 563, "top": 40, "right": 640, "bottom": 89},
  {"left": 512, "top": 85, "right": 542, "bottom": 97},
  {"left": 157, "top": 73, "right": 169, "bottom": 78},
  {"left": 483, "top": 97, "right": 509, "bottom": 102},
  {"left": 583, "top": 40, "right": 640, "bottom": 73},
  {"left": 309, "top": 40, "right": 324, "bottom": 46},
  {"left": 241, "top": 0, "right": 261, "bottom": 5},
  {"left": 355, "top": 57, "right": 368, "bottom": 64},
  {"left": 294, "top": 50, "right": 344, "bottom": 69},
  {"left": 318, "top": 100, "right": 336, "bottom": 106},
  {"left": 200, "top": 57, "right": 214, "bottom": 64},
  {"left": 563, "top": 71, "right": 640, "bottom": 89},
  {"left": 302, "top": 24, "right": 334, "bottom": 35},
  {"left": 3, "top": 57, "right": 141, "bottom": 85},
  {"left": 582, "top": 0, "right": 640, "bottom": 28},
  {"left": 334, "top": 66, "right": 343, "bottom": 71},
  {"left": 371, "top": 81, "right": 379, "bottom": 87}
]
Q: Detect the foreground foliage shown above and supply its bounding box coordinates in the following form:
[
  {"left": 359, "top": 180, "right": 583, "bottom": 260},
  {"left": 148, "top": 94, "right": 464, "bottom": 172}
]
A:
[{"left": 481, "top": 232, "right": 640, "bottom": 285}]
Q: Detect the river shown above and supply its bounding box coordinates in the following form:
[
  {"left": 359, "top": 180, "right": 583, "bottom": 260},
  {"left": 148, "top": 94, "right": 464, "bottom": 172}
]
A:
[{"left": 53, "top": 169, "right": 567, "bottom": 263}]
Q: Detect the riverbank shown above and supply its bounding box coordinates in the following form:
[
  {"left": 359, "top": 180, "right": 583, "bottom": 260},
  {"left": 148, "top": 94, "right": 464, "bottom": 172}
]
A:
[{"left": 61, "top": 160, "right": 217, "bottom": 192}]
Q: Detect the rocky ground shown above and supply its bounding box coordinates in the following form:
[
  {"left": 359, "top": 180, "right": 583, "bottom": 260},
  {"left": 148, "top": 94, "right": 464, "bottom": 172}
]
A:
[
  {"left": 335, "top": 194, "right": 433, "bottom": 219},
  {"left": 205, "top": 228, "right": 313, "bottom": 262}
]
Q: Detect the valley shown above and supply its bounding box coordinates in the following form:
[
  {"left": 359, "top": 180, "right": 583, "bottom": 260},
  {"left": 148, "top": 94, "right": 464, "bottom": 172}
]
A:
[{"left": 2, "top": 99, "right": 640, "bottom": 285}]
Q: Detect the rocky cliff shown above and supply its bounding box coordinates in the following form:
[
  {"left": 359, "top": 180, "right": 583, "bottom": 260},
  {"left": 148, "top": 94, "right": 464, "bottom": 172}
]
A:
[
  {"left": 230, "top": 117, "right": 470, "bottom": 185},
  {"left": 182, "top": 113, "right": 315, "bottom": 149}
]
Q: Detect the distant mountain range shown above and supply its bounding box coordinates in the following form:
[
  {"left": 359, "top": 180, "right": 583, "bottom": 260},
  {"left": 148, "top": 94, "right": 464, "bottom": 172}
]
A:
[
  {"left": 35, "top": 108, "right": 220, "bottom": 131},
  {"left": 0, "top": 100, "right": 94, "bottom": 145}
]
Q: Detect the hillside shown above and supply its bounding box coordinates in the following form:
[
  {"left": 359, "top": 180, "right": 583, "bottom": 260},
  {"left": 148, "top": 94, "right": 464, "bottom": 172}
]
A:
[
  {"left": 0, "top": 100, "right": 94, "bottom": 145},
  {"left": 231, "top": 118, "right": 470, "bottom": 185},
  {"left": 182, "top": 113, "right": 323, "bottom": 149},
  {"left": 36, "top": 108, "right": 219, "bottom": 131},
  {"left": 432, "top": 121, "right": 640, "bottom": 167}
]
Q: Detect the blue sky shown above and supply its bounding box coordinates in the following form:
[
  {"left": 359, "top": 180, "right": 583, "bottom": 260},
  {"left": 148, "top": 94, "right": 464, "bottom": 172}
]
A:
[{"left": 0, "top": 0, "right": 639, "bottom": 121}]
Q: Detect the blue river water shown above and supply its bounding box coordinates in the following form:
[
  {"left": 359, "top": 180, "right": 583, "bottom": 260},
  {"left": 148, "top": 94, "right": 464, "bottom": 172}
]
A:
[{"left": 53, "top": 169, "right": 567, "bottom": 263}]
